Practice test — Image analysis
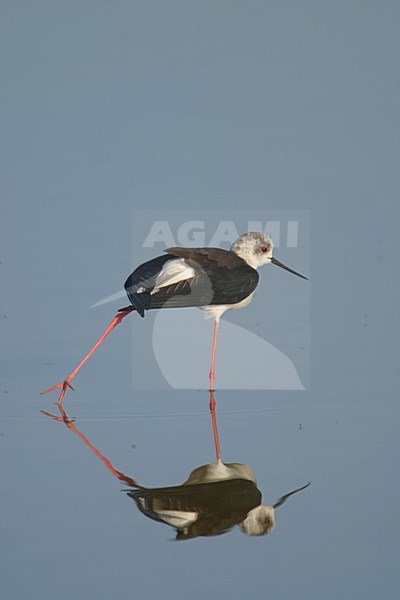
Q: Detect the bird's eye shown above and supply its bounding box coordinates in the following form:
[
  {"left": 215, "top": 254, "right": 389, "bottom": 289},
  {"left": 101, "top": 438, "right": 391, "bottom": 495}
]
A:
[{"left": 261, "top": 247, "right": 269, "bottom": 253}]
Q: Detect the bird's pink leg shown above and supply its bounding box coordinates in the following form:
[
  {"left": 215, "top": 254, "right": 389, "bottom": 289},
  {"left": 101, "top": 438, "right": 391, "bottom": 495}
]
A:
[
  {"left": 209, "top": 317, "right": 220, "bottom": 391},
  {"left": 41, "top": 308, "right": 133, "bottom": 405},
  {"left": 209, "top": 390, "right": 222, "bottom": 463}
]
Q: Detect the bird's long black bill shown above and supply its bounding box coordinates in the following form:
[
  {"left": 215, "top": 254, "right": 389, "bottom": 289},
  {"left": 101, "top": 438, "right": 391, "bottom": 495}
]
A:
[{"left": 271, "top": 257, "right": 308, "bottom": 280}]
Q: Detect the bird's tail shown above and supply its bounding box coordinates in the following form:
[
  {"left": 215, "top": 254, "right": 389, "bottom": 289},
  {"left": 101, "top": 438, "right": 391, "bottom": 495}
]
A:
[{"left": 118, "top": 305, "right": 135, "bottom": 313}]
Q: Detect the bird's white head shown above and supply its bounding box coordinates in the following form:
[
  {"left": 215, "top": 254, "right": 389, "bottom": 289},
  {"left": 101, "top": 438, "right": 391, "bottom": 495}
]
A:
[
  {"left": 231, "top": 232, "right": 308, "bottom": 279},
  {"left": 231, "top": 232, "right": 274, "bottom": 269}
]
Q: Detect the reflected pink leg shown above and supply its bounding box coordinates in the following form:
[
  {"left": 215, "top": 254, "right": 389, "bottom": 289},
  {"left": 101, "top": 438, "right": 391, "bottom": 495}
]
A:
[
  {"left": 209, "top": 390, "right": 222, "bottom": 463},
  {"left": 41, "top": 405, "right": 145, "bottom": 489},
  {"left": 41, "top": 308, "right": 133, "bottom": 405},
  {"left": 209, "top": 317, "right": 220, "bottom": 391}
]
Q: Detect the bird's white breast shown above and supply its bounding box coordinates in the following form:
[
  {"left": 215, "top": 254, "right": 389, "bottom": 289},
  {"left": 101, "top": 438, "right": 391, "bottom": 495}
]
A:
[{"left": 200, "top": 292, "right": 254, "bottom": 320}]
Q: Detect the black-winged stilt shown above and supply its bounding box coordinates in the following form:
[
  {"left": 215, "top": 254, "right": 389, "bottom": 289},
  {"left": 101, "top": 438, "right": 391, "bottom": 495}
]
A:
[{"left": 42, "top": 232, "right": 307, "bottom": 404}]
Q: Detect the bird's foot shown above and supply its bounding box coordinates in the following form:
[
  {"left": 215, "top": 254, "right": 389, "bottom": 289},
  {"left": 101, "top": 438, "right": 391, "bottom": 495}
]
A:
[
  {"left": 40, "top": 377, "right": 75, "bottom": 395},
  {"left": 40, "top": 377, "right": 75, "bottom": 405}
]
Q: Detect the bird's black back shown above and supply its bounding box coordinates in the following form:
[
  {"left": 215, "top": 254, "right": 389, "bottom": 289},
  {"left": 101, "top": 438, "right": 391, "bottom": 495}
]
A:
[{"left": 124, "top": 248, "right": 259, "bottom": 317}]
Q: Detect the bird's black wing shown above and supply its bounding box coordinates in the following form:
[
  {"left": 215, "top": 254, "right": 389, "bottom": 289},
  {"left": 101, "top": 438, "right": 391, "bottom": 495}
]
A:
[
  {"left": 124, "top": 254, "right": 175, "bottom": 317},
  {"left": 124, "top": 247, "right": 259, "bottom": 317},
  {"left": 147, "top": 247, "right": 259, "bottom": 310}
]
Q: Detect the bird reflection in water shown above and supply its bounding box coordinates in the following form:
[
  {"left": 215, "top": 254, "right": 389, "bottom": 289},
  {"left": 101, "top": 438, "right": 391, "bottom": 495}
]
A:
[
  {"left": 42, "top": 392, "right": 310, "bottom": 540},
  {"left": 130, "top": 461, "right": 309, "bottom": 539}
]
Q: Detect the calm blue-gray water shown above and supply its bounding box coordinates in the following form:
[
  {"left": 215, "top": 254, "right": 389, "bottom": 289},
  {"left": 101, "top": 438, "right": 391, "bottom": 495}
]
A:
[{"left": 1, "top": 2, "right": 399, "bottom": 599}]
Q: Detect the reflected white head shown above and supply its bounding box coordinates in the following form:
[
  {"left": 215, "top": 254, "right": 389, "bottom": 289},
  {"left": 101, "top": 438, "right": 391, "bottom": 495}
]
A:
[{"left": 240, "top": 505, "right": 275, "bottom": 536}]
